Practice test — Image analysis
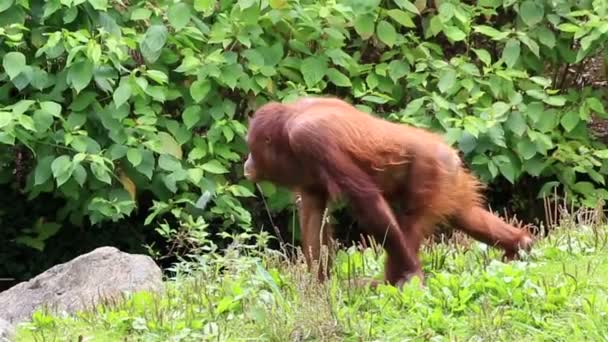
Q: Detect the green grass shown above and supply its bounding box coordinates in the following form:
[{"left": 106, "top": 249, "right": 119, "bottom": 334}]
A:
[{"left": 15, "top": 221, "right": 608, "bottom": 341}]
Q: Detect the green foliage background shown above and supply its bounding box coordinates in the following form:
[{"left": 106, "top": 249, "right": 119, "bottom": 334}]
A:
[{"left": 1, "top": 0, "right": 608, "bottom": 277}]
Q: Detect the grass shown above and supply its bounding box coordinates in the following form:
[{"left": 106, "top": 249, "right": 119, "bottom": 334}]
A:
[{"left": 14, "top": 213, "right": 608, "bottom": 341}]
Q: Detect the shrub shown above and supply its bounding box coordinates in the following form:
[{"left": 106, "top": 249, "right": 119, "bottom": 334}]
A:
[{"left": 0, "top": 0, "right": 607, "bottom": 254}]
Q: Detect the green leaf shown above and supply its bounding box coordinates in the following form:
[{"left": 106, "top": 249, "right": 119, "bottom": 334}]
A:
[
  {"left": 183, "top": 105, "right": 202, "bottom": 129},
  {"left": 386, "top": 9, "right": 415, "bottom": 28},
  {"left": 43, "top": 1, "right": 61, "bottom": 18},
  {"left": 188, "top": 147, "right": 207, "bottom": 161},
  {"left": 190, "top": 79, "right": 211, "bottom": 102},
  {"left": 580, "top": 100, "right": 595, "bottom": 119},
  {"left": 258, "top": 43, "right": 283, "bottom": 66},
  {"left": 202, "top": 160, "right": 228, "bottom": 174},
  {"left": 394, "top": 0, "right": 420, "bottom": 14},
  {"left": 99, "top": 13, "right": 121, "bottom": 38},
  {"left": 140, "top": 24, "right": 168, "bottom": 63},
  {"left": 431, "top": 92, "right": 451, "bottom": 110},
  {"left": 492, "top": 101, "right": 510, "bottom": 117},
  {"left": 86, "top": 41, "right": 101, "bottom": 64},
  {"left": 573, "top": 181, "right": 595, "bottom": 196},
  {"left": 488, "top": 160, "right": 499, "bottom": 179},
  {"left": 587, "top": 169, "right": 604, "bottom": 186},
  {"left": 538, "top": 181, "right": 560, "bottom": 198},
  {"left": 33, "top": 110, "right": 54, "bottom": 132},
  {"left": 560, "top": 110, "right": 580, "bottom": 132},
  {"left": 377, "top": 20, "right": 397, "bottom": 47},
  {"left": 175, "top": 55, "right": 201, "bottom": 74},
  {"left": 493, "top": 156, "right": 516, "bottom": 183},
  {"left": 146, "top": 70, "right": 168, "bottom": 84},
  {"left": 519, "top": 1, "right": 544, "bottom": 27},
  {"left": 0, "top": 132, "right": 15, "bottom": 145},
  {"left": 458, "top": 132, "right": 477, "bottom": 153},
  {"left": 90, "top": 162, "right": 112, "bottom": 184},
  {"left": 526, "top": 89, "right": 547, "bottom": 101},
  {"left": 194, "top": 0, "right": 214, "bottom": 14},
  {"left": 72, "top": 164, "right": 87, "bottom": 187},
  {"left": 443, "top": 128, "right": 460, "bottom": 146},
  {"left": 18, "top": 114, "right": 36, "bottom": 131},
  {"left": 586, "top": 97, "right": 605, "bottom": 114},
  {"left": 12, "top": 67, "right": 32, "bottom": 91},
  {"left": 138, "top": 150, "right": 155, "bottom": 179},
  {"left": 517, "top": 139, "right": 537, "bottom": 160},
  {"left": 543, "top": 95, "right": 566, "bottom": 107},
  {"left": 159, "top": 154, "right": 182, "bottom": 172},
  {"left": 535, "top": 110, "right": 558, "bottom": 132},
  {"left": 188, "top": 168, "right": 204, "bottom": 184},
  {"left": 67, "top": 60, "right": 94, "bottom": 93},
  {"left": 362, "top": 95, "right": 390, "bottom": 104},
  {"left": 558, "top": 23, "right": 579, "bottom": 33},
  {"left": 12, "top": 100, "right": 35, "bottom": 115},
  {"left": 239, "top": 0, "right": 256, "bottom": 9},
  {"left": 71, "top": 136, "right": 101, "bottom": 153},
  {"left": 437, "top": 69, "right": 456, "bottom": 93},
  {"left": 258, "top": 181, "right": 276, "bottom": 196},
  {"left": 113, "top": 81, "right": 132, "bottom": 107},
  {"left": 230, "top": 184, "right": 255, "bottom": 197},
  {"left": 155, "top": 132, "right": 182, "bottom": 159},
  {"left": 593, "top": 149, "right": 608, "bottom": 159},
  {"left": 168, "top": 2, "right": 191, "bottom": 31},
  {"left": 518, "top": 34, "right": 540, "bottom": 57},
  {"left": 131, "top": 8, "right": 151, "bottom": 20},
  {"left": 221, "top": 64, "right": 242, "bottom": 89},
  {"left": 35, "top": 155, "right": 54, "bottom": 185},
  {"left": 51, "top": 155, "right": 73, "bottom": 187},
  {"left": 529, "top": 76, "right": 552, "bottom": 87},
  {"left": 506, "top": 111, "right": 526, "bottom": 136},
  {"left": 300, "top": 56, "right": 327, "bottom": 88},
  {"left": 536, "top": 26, "right": 555, "bottom": 48},
  {"left": 127, "top": 148, "right": 142, "bottom": 167},
  {"left": 502, "top": 38, "right": 520, "bottom": 68},
  {"left": 388, "top": 60, "right": 409, "bottom": 83},
  {"left": 474, "top": 25, "right": 508, "bottom": 40},
  {"left": 134, "top": 76, "right": 148, "bottom": 92},
  {"left": 70, "top": 92, "right": 96, "bottom": 112},
  {"left": 74, "top": 152, "right": 86, "bottom": 165},
  {"left": 438, "top": 2, "right": 455, "bottom": 22},
  {"left": 222, "top": 126, "right": 234, "bottom": 142},
  {"left": 0, "top": 0, "right": 14, "bottom": 12},
  {"left": 487, "top": 125, "right": 506, "bottom": 148},
  {"left": 524, "top": 156, "right": 547, "bottom": 177},
  {"left": 428, "top": 16, "right": 443, "bottom": 37},
  {"left": 109, "top": 145, "right": 127, "bottom": 160},
  {"left": 243, "top": 49, "right": 264, "bottom": 68},
  {"left": 354, "top": 14, "right": 375, "bottom": 39},
  {"left": 443, "top": 26, "right": 466, "bottom": 41},
  {"left": 326, "top": 68, "right": 352, "bottom": 87},
  {"left": 0, "top": 111, "right": 11, "bottom": 128},
  {"left": 3, "top": 52, "right": 26, "bottom": 79},
  {"left": 402, "top": 97, "right": 426, "bottom": 116},
  {"left": 472, "top": 48, "right": 492, "bottom": 66},
  {"left": 366, "top": 73, "right": 378, "bottom": 89},
  {"left": 40, "top": 101, "right": 62, "bottom": 117},
  {"left": 31, "top": 67, "right": 50, "bottom": 90},
  {"left": 87, "top": 0, "right": 107, "bottom": 10}
]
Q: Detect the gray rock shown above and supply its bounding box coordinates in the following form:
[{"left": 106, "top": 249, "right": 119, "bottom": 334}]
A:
[
  {"left": 0, "top": 318, "right": 13, "bottom": 342},
  {"left": 0, "top": 246, "right": 163, "bottom": 325}
]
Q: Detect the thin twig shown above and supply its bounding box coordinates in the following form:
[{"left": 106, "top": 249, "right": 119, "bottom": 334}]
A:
[{"left": 255, "top": 183, "right": 286, "bottom": 249}]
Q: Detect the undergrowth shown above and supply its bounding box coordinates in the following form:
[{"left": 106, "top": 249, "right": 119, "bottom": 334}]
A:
[{"left": 14, "top": 208, "right": 608, "bottom": 341}]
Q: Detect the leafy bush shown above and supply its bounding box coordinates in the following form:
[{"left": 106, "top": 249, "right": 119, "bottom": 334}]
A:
[{"left": 0, "top": 0, "right": 607, "bottom": 253}]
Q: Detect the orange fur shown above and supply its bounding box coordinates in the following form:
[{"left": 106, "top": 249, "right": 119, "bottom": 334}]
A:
[{"left": 244, "top": 96, "right": 534, "bottom": 286}]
